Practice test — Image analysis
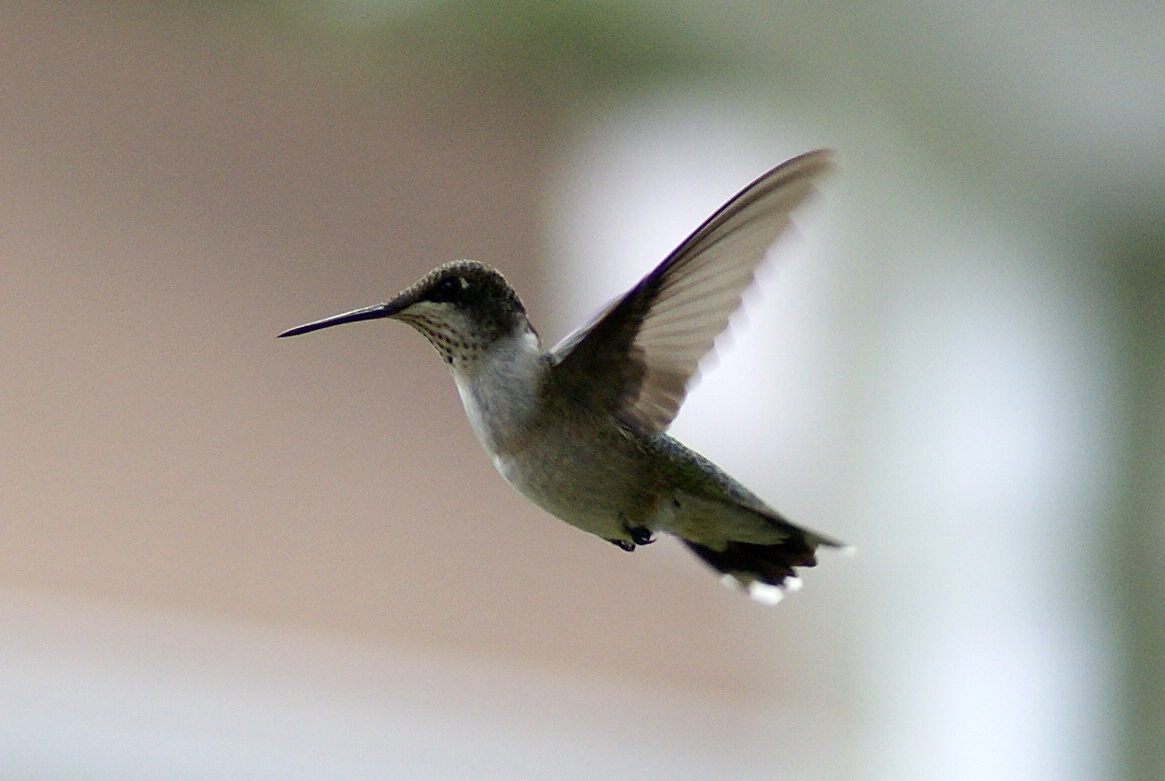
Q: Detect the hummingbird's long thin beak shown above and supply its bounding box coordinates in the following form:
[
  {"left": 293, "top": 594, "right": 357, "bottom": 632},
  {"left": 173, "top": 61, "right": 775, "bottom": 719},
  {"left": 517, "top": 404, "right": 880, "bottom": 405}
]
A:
[{"left": 278, "top": 301, "right": 400, "bottom": 338}]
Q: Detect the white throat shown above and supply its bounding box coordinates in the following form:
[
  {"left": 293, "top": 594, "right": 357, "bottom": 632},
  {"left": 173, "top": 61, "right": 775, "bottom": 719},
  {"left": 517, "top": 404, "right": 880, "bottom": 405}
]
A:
[{"left": 451, "top": 328, "right": 544, "bottom": 460}]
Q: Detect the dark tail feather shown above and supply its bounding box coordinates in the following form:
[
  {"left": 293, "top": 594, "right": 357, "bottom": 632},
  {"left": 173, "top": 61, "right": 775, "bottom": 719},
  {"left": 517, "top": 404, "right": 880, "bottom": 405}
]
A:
[{"left": 683, "top": 531, "right": 842, "bottom": 604}]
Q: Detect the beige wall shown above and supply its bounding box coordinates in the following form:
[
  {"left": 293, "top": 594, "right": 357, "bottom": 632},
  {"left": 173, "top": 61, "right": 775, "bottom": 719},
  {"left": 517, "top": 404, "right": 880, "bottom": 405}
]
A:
[{"left": 1, "top": 3, "right": 826, "bottom": 698}]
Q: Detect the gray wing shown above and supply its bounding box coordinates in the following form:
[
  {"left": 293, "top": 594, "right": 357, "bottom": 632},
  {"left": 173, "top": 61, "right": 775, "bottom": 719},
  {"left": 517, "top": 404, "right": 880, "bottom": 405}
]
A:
[{"left": 549, "top": 149, "right": 834, "bottom": 433}]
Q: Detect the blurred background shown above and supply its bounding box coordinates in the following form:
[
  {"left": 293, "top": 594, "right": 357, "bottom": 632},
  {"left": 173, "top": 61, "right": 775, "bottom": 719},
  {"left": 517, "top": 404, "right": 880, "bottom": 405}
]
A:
[{"left": 2, "top": 1, "right": 1162, "bottom": 779}]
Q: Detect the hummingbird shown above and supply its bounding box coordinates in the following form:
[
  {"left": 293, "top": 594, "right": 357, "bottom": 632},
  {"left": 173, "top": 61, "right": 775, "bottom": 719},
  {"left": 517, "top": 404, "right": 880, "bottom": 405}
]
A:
[{"left": 280, "top": 149, "right": 844, "bottom": 603}]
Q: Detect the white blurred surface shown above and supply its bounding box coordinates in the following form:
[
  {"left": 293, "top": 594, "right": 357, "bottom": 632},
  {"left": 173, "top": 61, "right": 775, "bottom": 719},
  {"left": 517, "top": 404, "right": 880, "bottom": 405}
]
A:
[
  {"left": 0, "top": 589, "right": 845, "bottom": 780},
  {"left": 547, "top": 90, "right": 1124, "bottom": 780}
]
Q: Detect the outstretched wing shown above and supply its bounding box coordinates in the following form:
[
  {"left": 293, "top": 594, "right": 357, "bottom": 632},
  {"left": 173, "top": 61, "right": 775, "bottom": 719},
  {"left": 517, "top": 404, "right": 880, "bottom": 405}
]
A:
[{"left": 549, "top": 149, "right": 834, "bottom": 433}]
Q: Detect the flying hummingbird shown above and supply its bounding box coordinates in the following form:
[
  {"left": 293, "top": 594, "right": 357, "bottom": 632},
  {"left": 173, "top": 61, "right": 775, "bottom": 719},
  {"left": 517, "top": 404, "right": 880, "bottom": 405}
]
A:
[{"left": 280, "top": 149, "right": 844, "bottom": 603}]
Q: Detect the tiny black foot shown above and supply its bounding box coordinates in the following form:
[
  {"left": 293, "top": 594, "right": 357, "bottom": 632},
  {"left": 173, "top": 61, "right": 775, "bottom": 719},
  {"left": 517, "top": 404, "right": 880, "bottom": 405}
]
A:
[
  {"left": 610, "top": 515, "right": 654, "bottom": 550},
  {"left": 628, "top": 526, "right": 655, "bottom": 546}
]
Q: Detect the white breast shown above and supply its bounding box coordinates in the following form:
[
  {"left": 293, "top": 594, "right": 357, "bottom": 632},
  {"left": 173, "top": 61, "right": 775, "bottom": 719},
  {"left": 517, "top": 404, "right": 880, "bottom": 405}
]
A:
[{"left": 449, "top": 329, "right": 544, "bottom": 469}]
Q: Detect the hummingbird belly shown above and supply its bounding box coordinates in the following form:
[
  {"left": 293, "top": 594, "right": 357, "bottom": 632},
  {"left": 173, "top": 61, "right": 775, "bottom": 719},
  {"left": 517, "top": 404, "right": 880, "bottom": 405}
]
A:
[
  {"left": 494, "top": 423, "right": 801, "bottom": 550},
  {"left": 488, "top": 419, "right": 667, "bottom": 542},
  {"left": 456, "top": 367, "right": 794, "bottom": 548}
]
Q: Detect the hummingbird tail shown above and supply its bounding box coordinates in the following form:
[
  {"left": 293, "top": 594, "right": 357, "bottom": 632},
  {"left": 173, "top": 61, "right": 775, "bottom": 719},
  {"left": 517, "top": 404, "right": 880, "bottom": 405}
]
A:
[{"left": 682, "top": 531, "right": 840, "bottom": 605}]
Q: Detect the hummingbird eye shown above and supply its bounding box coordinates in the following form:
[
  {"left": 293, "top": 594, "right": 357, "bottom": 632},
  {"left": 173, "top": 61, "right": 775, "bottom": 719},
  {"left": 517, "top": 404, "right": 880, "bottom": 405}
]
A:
[{"left": 432, "top": 276, "right": 463, "bottom": 303}]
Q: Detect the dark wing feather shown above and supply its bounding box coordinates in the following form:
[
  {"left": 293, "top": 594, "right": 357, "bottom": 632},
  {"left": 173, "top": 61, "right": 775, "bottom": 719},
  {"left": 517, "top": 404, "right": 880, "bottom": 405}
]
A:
[{"left": 549, "top": 149, "right": 834, "bottom": 432}]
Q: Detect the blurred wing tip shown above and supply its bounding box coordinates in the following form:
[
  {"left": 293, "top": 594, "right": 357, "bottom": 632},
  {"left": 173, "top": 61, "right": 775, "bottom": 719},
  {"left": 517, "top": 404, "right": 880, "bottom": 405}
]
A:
[{"left": 792, "top": 147, "right": 836, "bottom": 170}]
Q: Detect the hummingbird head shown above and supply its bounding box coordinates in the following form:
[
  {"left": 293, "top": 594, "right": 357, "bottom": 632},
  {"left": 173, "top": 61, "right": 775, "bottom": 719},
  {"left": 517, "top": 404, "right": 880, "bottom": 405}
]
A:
[{"left": 279, "top": 260, "right": 536, "bottom": 368}]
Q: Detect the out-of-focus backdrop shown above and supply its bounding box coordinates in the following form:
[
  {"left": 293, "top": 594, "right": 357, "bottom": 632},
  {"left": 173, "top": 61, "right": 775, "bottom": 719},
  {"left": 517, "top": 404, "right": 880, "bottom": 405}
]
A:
[{"left": 3, "top": 2, "right": 1162, "bottom": 779}]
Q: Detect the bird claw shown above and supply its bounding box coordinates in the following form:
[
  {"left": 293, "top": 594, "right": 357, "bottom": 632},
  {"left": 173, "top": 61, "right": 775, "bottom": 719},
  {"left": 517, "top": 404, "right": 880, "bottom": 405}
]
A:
[
  {"left": 610, "top": 515, "right": 654, "bottom": 550},
  {"left": 628, "top": 526, "right": 655, "bottom": 546}
]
